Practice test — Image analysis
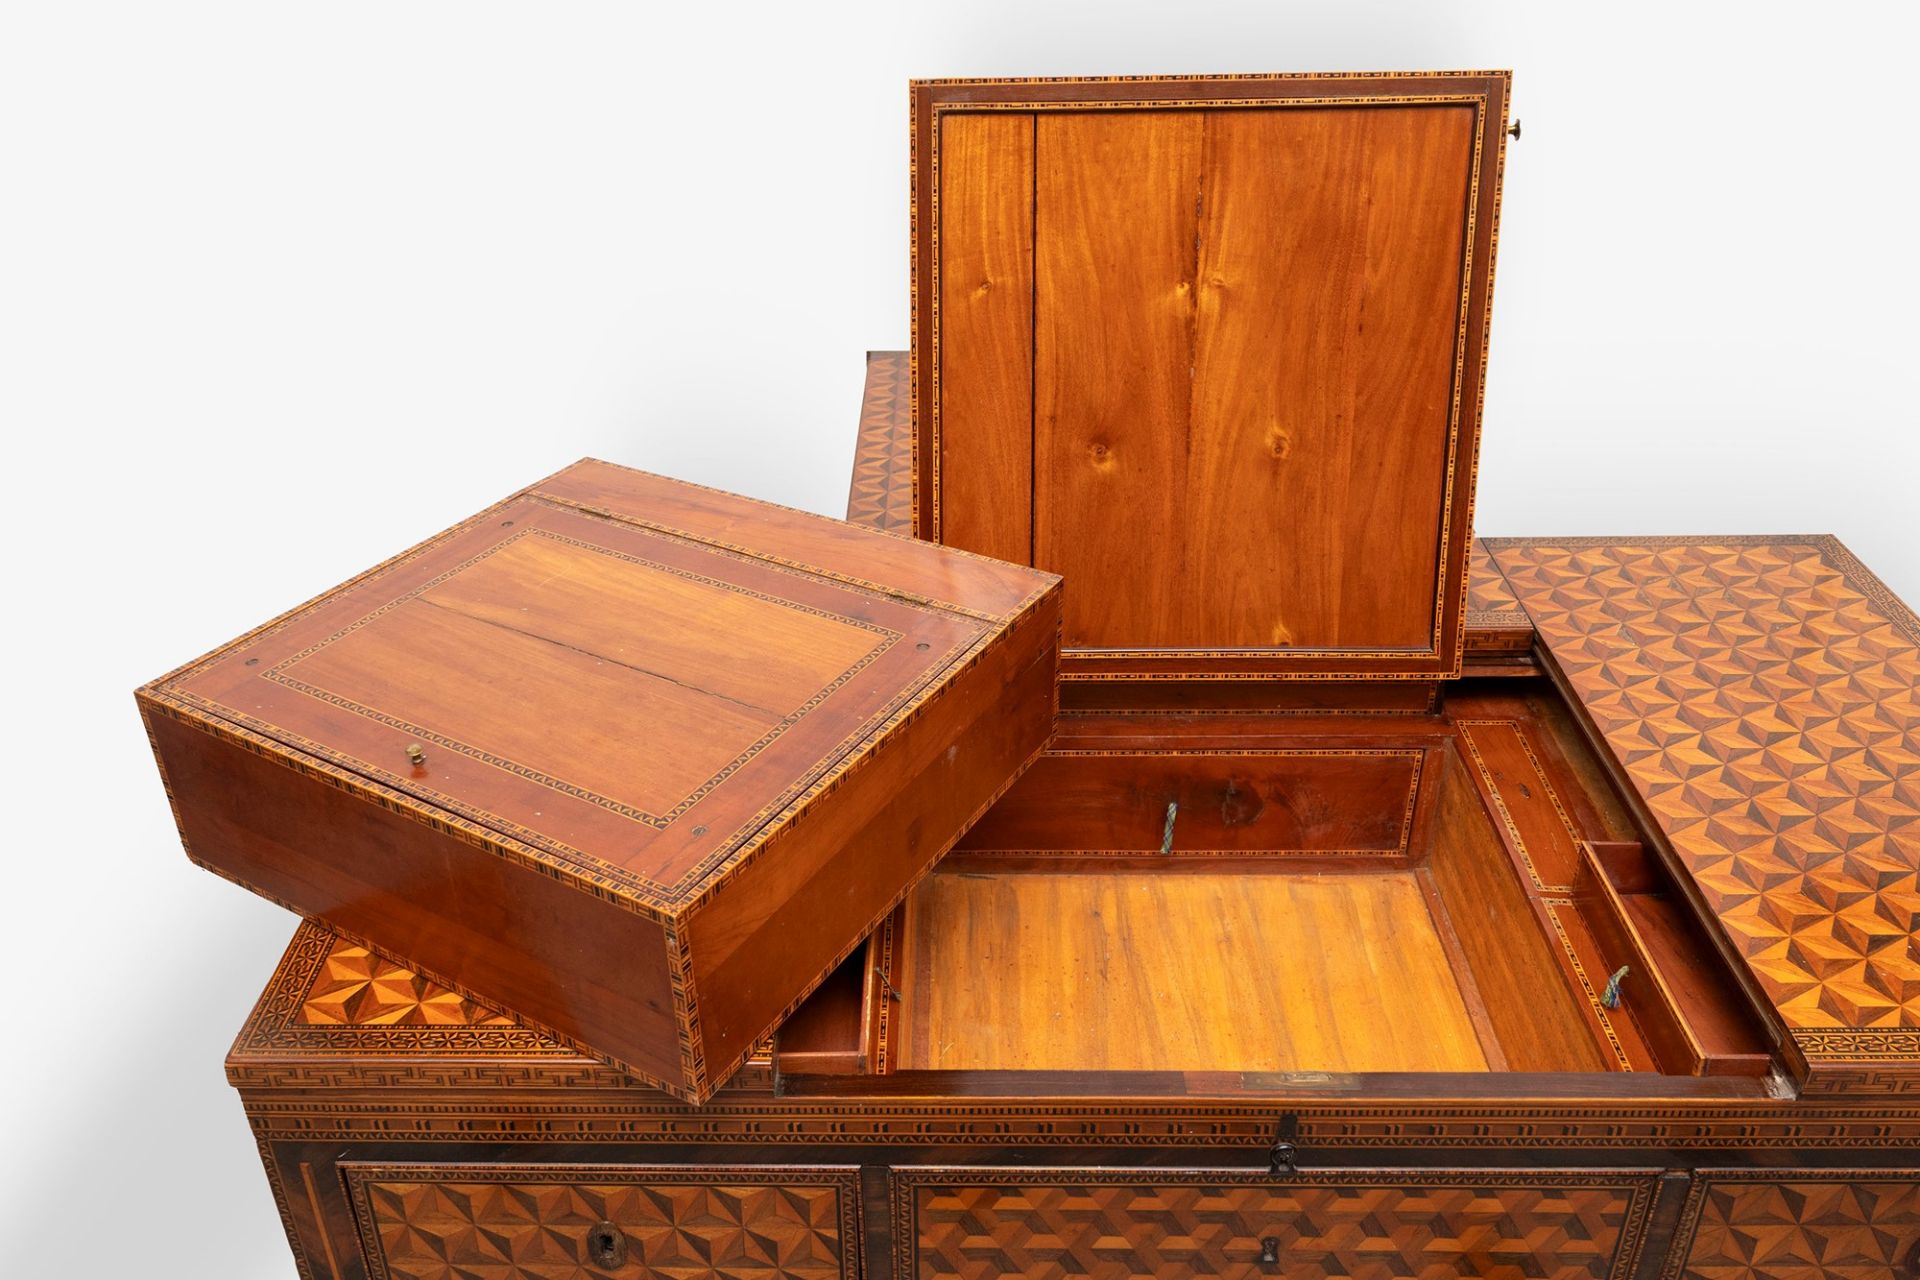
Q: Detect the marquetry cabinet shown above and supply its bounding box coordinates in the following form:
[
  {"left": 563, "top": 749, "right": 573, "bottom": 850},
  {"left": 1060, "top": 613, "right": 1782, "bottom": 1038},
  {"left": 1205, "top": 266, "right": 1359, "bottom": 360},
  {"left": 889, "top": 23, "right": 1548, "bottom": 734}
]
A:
[
  {"left": 220, "top": 349, "right": 1920, "bottom": 1278},
  {"left": 145, "top": 71, "right": 1920, "bottom": 1280}
]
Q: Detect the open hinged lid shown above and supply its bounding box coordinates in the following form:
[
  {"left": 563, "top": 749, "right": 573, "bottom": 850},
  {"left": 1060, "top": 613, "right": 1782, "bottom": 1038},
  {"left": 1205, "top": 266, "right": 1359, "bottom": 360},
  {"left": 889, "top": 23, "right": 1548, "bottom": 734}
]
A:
[
  {"left": 913, "top": 72, "right": 1511, "bottom": 687},
  {"left": 140, "top": 460, "right": 1061, "bottom": 1101}
]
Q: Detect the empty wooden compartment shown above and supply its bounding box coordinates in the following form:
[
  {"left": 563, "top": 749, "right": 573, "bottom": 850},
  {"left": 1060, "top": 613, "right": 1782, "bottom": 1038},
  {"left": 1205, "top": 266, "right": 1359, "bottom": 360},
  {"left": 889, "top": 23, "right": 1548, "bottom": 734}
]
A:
[{"left": 778, "top": 678, "right": 1774, "bottom": 1085}]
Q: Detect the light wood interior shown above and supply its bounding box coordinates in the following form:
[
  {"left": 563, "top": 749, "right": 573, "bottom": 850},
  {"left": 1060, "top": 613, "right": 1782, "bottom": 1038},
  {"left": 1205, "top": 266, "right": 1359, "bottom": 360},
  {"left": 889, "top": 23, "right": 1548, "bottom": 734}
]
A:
[
  {"left": 897, "top": 870, "right": 1486, "bottom": 1073},
  {"left": 931, "top": 103, "right": 1487, "bottom": 668},
  {"left": 776, "top": 681, "right": 1775, "bottom": 1084}
]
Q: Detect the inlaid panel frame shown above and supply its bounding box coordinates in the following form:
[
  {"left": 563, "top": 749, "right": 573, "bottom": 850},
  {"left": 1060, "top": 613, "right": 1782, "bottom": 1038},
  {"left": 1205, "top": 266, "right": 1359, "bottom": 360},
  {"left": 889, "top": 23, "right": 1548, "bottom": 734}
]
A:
[
  {"left": 910, "top": 72, "right": 1512, "bottom": 683},
  {"left": 344, "top": 1161, "right": 863, "bottom": 1280},
  {"left": 1661, "top": 1167, "right": 1920, "bottom": 1280}
]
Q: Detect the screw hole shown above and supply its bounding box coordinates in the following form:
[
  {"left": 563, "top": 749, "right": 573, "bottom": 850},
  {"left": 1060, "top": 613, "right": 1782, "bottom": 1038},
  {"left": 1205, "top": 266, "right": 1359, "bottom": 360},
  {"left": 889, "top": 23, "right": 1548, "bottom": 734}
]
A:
[
  {"left": 244, "top": 658, "right": 259, "bottom": 667},
  {"left": 501, "top": 520, "right": 515, "bottom": 527},
  {"left": 691, "top": 825, "right": 707, "bottom": 837},
  {"left": 915, "top": 642, "right": 930, "bottom": 651}
]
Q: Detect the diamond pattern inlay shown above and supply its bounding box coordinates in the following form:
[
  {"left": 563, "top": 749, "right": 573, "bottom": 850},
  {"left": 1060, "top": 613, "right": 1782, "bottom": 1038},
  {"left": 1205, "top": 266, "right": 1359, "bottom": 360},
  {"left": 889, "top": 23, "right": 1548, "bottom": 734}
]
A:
[
  {"left": 300, "top": 938, "right": 515, "bottom": 1028},
  {"left": 1668, "top": 1172, "right": 1920, "bottom": 1280},
  {"left": 847, "top": 351, "right": 912, "bottom": 533},
  {"left": 895, "top": 1170, "right": 1657, "bottom": 1280},
  {"left": 1467, "top": 541, "right": 1523, "bottom": 616},
  {"left": 349, "top": 1166, "right": 859, "bottom": 1280},
  {"left": 1490, "top": 537, "right": 1920, "bottom": 1085}
]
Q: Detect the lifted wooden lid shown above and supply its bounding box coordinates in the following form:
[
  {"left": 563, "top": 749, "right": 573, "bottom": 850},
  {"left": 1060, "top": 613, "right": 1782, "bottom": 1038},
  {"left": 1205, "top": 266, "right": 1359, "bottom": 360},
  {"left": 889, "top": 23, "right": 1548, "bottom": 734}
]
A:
[
  {"left": 141, "top": 460, "right": 1061, "bottom": 1102},
  {"left": 913, "top": 72, "right": 1512, "bottom": 685},
  {"left": 1491, "top": 535, "right": 1920, "bottom": 1097}
]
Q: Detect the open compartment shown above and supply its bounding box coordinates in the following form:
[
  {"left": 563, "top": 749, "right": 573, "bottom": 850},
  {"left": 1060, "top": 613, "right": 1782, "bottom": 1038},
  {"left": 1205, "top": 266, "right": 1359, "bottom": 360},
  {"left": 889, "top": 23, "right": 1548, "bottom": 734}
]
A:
[
  {"left": 781, "top": 76, "right": 1795, "bottom": 1100},
  {"left": 776, "top": 679, "right": 1777, "bottom": 1090}
]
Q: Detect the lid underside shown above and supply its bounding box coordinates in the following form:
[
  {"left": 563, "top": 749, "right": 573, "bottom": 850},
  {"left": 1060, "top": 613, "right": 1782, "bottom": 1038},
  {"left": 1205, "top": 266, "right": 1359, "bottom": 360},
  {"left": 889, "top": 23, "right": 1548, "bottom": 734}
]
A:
[{"left": 913, "top": 72, "right": 1512, "bottom": 681}]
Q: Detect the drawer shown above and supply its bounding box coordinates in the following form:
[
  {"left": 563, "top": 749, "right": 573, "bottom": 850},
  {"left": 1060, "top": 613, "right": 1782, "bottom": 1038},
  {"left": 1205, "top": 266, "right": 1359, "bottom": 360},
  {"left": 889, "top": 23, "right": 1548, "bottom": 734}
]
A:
[
  {"left": 344, "top": 1163, "right": 861, "bottom": 1280},
  {"left": 1669, "top": 1170, "right": 1920, "bottom": 1280},
  {"left": 891, "top": 1167, "right": 1660, "bottom": 1280}
]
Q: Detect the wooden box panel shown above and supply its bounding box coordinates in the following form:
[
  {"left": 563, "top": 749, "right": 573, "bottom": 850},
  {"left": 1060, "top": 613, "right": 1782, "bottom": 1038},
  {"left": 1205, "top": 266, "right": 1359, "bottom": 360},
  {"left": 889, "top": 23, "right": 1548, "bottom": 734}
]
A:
[
  {"left": 951, "top": 748, "right": 1424, "bottom": 858},
  {"left": 848, "top": 349, "right": 1539, "bottom": 669},
  {"left": 345, "top": 1163, "right": 860, "bottom": 1280},
  {"left": 912, "top": 73, "right": 1511, "bottom": 684},
  {"left": 141, "top": 459, "right": 1061, "bottom": 1102},
  {"left": 891, "top": 1168, "right": 1658, "bottom": 1280},
  {"left": 1667, "top": 1171, "right": 1920, "bottom": 1280}
]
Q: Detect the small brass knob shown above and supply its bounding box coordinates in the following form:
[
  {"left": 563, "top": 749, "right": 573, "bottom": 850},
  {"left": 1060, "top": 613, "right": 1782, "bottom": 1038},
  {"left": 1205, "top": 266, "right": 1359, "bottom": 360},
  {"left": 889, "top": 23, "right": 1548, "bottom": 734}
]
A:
[
  {"left": 1507, "top": 118, "right": 1522, "bottom": 140},
  {"left": 404, "top": 743, "right": 427, "bottom": 767}
]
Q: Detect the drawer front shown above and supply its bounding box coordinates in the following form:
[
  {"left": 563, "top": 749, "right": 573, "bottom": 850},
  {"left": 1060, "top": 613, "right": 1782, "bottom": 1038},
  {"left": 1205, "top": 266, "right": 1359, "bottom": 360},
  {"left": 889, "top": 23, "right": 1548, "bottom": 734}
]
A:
[
  {"left": 1668, "top": 1171, "right": 1920, "bottom": 1280},
  {"left": 892, "top": 1168, "right": 1659, "bottom": 1280},
  {"left": 345, "top": 1163, "right": 860, "bottom": 1280}
]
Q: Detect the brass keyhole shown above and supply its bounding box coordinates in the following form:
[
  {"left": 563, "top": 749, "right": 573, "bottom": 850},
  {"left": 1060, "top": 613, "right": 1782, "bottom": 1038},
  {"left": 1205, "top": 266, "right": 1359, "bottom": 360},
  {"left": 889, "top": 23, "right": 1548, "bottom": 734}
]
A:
[
  {"left": 586, "top": 1220, "right": 627, "bottom": 1268},
  {"left": 1259, "top": 1236, "right": 1281, "bottom": 1268}
]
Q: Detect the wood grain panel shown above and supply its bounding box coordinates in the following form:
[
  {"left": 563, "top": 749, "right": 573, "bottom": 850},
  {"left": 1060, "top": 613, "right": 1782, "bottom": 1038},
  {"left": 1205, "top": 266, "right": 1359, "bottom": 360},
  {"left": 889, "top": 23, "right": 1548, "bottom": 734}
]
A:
[
  {"left": 1034, "top": 109, "right": 1202, "bottom": 646},
  {"left": 1425, "top": 750, "right": 1609, "bottom": 1071},
  {"left": 1185, "top": 106, "right": 1474, "bottom": 651},
  {"left": 936, "top": 113, "right": 1033, "bottom": 563},
  {"left": 952, "top": 749, "right": 1421, "bottom": 856},
  {"left": 1457, "top": 718, "right": 1587, "bottom": 892},
  {"left": 914, "top": 74, "right": 1511, "bottom": 683},
  {"left": 160, "top": 498, "right": 983, "bottom": 887},
  {"left": 539, "top": 459, "right": 1048, "bottom": 622},
  {"left": 898, "top": 870, "right": 1486, "bottom": 1073},
  {"left": 1033, "top": 106, "right": 1474, "bottom": 653},
  {"left": 145, "top": 706, "right": 691, "bottom": 1087}
]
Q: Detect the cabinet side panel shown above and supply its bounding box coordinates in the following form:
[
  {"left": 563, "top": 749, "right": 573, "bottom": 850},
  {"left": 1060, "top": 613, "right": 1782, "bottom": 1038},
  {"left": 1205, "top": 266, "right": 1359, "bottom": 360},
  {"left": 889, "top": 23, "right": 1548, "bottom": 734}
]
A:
[
  {"left": 935, "top": 112, "right": 1034, "bottom": 563},
  {"left": 685, "top": 591, "right": 1061, "bottom": 1082},
  {"left": 143, "top": 703, "right": 686, "bottom": 1091},
  {"left": 1426, "top": 747, "right": 1608, "bottom": 1071}
]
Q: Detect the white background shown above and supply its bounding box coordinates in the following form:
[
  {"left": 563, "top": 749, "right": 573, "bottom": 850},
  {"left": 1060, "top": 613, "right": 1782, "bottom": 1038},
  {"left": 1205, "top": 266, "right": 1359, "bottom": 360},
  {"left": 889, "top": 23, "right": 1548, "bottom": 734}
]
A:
[{"left": 3, "top": 2, "right": 1915, "bottom": 1275}]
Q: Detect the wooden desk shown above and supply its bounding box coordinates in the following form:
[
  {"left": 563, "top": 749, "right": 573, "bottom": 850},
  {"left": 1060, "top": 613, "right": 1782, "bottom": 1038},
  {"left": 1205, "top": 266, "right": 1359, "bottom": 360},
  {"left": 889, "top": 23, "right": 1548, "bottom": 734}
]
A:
[{"left": 220, "top": 355, "right": 1920, "bottom": 1280}]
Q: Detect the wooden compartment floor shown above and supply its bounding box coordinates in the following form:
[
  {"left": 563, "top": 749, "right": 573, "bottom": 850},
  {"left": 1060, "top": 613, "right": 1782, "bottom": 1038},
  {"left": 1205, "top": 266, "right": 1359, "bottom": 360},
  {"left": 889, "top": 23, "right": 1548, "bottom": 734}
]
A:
[{"left": 898, "top": 869, "right": 1487, "bottom": 1073}]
